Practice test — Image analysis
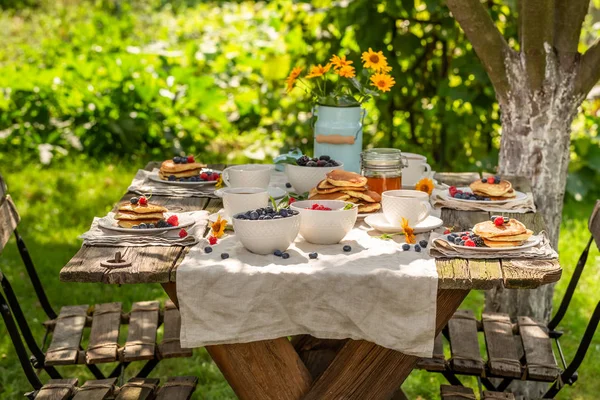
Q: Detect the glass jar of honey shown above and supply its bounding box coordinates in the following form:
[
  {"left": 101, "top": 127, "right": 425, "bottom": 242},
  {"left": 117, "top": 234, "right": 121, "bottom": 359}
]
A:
[{"left": 360, "top": 148, "right": 407, "bottom": 195}]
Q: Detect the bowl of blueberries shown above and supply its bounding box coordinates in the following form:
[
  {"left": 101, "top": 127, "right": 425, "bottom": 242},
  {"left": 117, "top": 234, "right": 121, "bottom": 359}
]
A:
[
  {"left": 232, "top": 206, "right": 301, "bottom": 255},
  {"left": 285, "top": 154, "right": 343, "bottom": 195}
]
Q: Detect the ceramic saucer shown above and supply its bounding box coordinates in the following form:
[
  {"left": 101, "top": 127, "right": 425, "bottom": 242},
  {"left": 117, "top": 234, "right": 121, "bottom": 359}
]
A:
[{"left": 364, "top": 214, "right": 443, "bottom": 234}]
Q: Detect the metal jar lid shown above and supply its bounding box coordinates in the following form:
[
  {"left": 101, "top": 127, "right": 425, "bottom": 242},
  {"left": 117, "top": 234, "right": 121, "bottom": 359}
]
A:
[{"left": 361, "top": 148, "right": 407, "bottom": 170}]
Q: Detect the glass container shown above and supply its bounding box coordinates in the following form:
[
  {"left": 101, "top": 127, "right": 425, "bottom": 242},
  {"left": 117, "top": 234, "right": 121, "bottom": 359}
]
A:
[{"left": 360, "top": 148, "right": 407, "bottom": 195}]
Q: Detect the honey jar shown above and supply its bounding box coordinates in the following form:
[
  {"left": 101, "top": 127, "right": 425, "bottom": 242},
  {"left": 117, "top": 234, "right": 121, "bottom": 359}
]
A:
[{"left": 360, "top": 148, "right": 407, "bottom": 196}]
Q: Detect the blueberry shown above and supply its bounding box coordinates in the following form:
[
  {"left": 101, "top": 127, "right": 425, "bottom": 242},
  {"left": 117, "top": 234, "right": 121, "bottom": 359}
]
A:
[
  {"left": 181, "top": 157, "right": 188, "bottom": 164},
  {"left": 138, "top": 223, "right": 147, "bottom": 229},
  {"left": 458, "top": 240, "right": 465, "bottom": 246},
  {"left": 312, "top": 157, "right": 319, "bottom": 162},
  {"left": 343, "top": 245, "right": 352, "bottom": 252},
  {"left": 419, "top": 240, "right": 428, "bottom": 248},
  {"left": 221, "top": 253, "right": 229, "bottom": 260},
  {"left": 331, "top": 161, "right": 339, "bottom": 166},
  {"left": 319, "top": 155, "right": 331, "bottom": 161},
  {"left": 148, "top": 223, "right": 156, "bottom": 229},
  {"left": 168, "top": 175, "right": 176, "bottom": 181},
  {"left": 448, "top": 236, "right": 455, "bottom": 243},
  {"left": 402, "top": 243, "right": 410, "bottom": 251},
  {"left": 316, "top": 160, "right": 327, "bottom": 167},
  {"left": 205, "top": 246, "right": 213, "bottom": 253},
  {"left": 494, "top": 175, "right": 501, "bottom": 183},
  {"left": 280, "top": 209, "right": 289, "bottom": 217},
  {"left": 481, "top": 178, "right": 487, "bottom": 183},
  {"left": 258, "top": 215, "right": 266, "bottom": 220},
  {"left": 503, "top": 217, "right": 510, "bottom": 223},
  {"left": 414, "top": 244, "right": 421, "bottom": 252},
  {"left": 264, "top": 215, "right": 273, "bottom": 220},
  {"left": 173, "top": 156, "right": 180, "bottom": 163},
  {"left": 281, "top": 252, "right": 290, "bottom": 259},
  {"left": 296, "top": 155, "right": 310, "bottom": 166},
  {"left": 274, "top": 250, "right": 283, "bottom": 257},
  {"left": 132, "top": 225, "right": 140, "bottom": 229},
  {"left": 309, "top": 252, "right": 318, "bottom": 259},
  {"left": 306, "top": 161, "right": 317, "bottom": 167},
  {"left": 485, "top": 198, "right": 491, "bottom": 201},
  {"left": 249, "top": 211, "right": 259, "bottom": 220},
  {"left": 273, "top": 215, "right": 283, "bottom": 219},
  {"left": 130, "top": 197, "right": 139, "bottom": 204},
  {"left": 286, "top": 182, "right": 292, "bottom": 188}
]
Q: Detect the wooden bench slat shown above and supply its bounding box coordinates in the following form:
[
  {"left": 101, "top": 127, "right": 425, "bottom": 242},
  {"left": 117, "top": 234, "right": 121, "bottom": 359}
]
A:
[
  {"left": 115, "top": 378, "right": 159, "bottom": 400},
  {"left": 159, "top": 300, "right": 193, "bottom": 359},
  {"left": 518, "top": 316, "right": 560, "bottom": 381},
  {"left": 483, "top": 391, "right": 516, "bottom": 400},
  {"left": 46, "top": 305, "right": 89, "bottom": 365},
  {"left": 36, "top": 378, "right": 78, "bottom": 400},
  {"left": 155, "top": 376, "right": 198, "bottom": 400},
  {"left": 123, "top": 301, "right": 159, "bottom": 362},
  {"left": 440, "top": 384, "right": 476, "bottom": 400},
  {"left": 417, "top": 333, "right": 445, "bottom": 371},
  {"left": 86, "top": 302, "right": 122, "bottom": 364},
  {"left": 447, "top": 310, "right": 484, "bottom": 375},
  {"left": 72, "top": 378, "right": 117, "bottom": 400},
  {"left": 482, "top": 312, "right": 522, "bottom": 378},
  {"left": 0, "top": 195, "right": 20, "bottom": 252}
]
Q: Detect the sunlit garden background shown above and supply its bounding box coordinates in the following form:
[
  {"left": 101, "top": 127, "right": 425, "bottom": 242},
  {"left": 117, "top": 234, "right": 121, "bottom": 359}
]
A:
[{"left": 0, "top": 0, "right": 599, "bottom": 398}]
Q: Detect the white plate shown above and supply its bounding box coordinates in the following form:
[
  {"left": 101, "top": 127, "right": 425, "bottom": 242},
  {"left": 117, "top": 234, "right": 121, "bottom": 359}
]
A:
[
  {"left": 98, "top": 215, "right": 195, "bottom": 235},
  {"left": 148, "top": 169, "right": 222, "bottom": 186},
  {"left": 442, "top": 234, "right": 541, "bottom": 251},
  {"left": 364, "top": 214, "right": 444, "bottom": 234},
  {"left": 214, "top": 186, "right": 287, "bottom": 200},
  {"left": 441, "top": 186, "right": 527, "bottom": 204}
]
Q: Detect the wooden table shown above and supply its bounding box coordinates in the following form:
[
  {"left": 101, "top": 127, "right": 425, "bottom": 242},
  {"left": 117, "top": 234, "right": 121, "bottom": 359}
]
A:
[{"left": 60, "top": 163, "right": 561, "bottom": 400}]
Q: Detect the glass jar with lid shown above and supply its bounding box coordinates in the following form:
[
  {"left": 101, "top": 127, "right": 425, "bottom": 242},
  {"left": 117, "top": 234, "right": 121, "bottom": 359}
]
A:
[{"left": 360, "top": 148, "right": 407, "bottom": 195}]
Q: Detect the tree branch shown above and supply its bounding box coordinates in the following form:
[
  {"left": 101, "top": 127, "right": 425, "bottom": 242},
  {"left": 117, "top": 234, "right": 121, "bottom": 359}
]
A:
[
  {"left": 575, "top": 38, "right": 600, "bottom": 96},
  {"left": 521, "top": 0, "right": 554, "bottom": 91},
  {"left": 446, "top": 0, "right": 511, "bottom": 100},
  {"left": 554, "top": 0, "right": 589, "bottom": 54}
]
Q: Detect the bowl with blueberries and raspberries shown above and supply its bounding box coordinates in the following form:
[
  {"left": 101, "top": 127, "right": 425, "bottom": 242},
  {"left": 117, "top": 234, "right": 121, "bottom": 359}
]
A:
[
  {"left": 285, "top": 154, "right": 343, "bottom": 195},
  {"left": 290, "top": 200, "right": 358, "bottom": 245},
  {"left": 232, "top": 206, "right": 301, "bottom": 255}
]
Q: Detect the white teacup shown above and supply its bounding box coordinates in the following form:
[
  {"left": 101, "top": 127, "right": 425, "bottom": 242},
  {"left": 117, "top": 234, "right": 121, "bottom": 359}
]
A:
[
  {"left": 222, "top": 187, "right": 269, "bottom": 218},
  {"left": 402, "top": 153, "right": 431, "bottom": 186},
  {"left": 222, "top": 164, "right": 273, "bottom": 189},
  {"left": 382, "top": 190, "right": 432, "bottom": 227}
]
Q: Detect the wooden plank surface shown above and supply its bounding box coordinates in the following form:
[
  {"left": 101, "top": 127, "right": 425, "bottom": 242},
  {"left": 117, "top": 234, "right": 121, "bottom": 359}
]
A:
[
  {"left": 36, "top": 378, "right": 78, "bottom": 400},
  {"left": 416, "top": 333, "right": 445, "bottom": 371},
  {"left": 155, "top": 376, "right": 198, "bottom": 400},
  {"left": 86, "top": 302, "right": 122, "bottom": 364},
  {"left": 45, "top": 305, "right": 88, "bottom": 365},
  {"left": 72, "top": 378, "right": 117, "bottom": 400},
  {"left": 123, "top": 301, "right": 159, "bottom": 362},
  {"left": 291, "top": 336, "right": 348, "bottom": 380},
  {"left": 0, "top": 195, "right": 20, "bottom": 252},
  {"left": 440, "top": 384, "right": 476, "bottom": 399},
  {"left": 483, "top": 391, "right": 516, "bottom": 399},
  {"left": 482, "top": 312, "right": 522, "bottom": 378},
  {"left": 115, "top": 378, "right": 159, "bottom": 400},
  {"left": 158, "top": 300, "right": 193, "bottom": 359},
  {"left": 447, "top": 309, "right": 484, "bottom": 375},
  {"left": 518, "top": 316, "right": 560, "bottom": 381}
]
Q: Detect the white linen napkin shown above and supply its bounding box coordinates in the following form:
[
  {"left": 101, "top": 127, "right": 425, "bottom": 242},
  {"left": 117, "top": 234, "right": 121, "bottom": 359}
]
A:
[
  {"left": 80, "top": 211, "right": 209, "bottom": 247},
  {"left": 177, "top": 225, "right": 439, "bottom": 357},
  {"left": 430, "top": 188, "right": 536, "bottom": 213},
  {"left": 127, "top": 169, "right": 219, "bottom": 198}
]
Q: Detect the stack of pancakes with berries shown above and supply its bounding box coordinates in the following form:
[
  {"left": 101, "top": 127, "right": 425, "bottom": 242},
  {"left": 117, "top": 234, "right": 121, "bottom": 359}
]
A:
[
  {"left": 115, "top": 196, "right": 168, "bottom": 228},
  {"left": 308, "top": 170, "right": 381, "bottom": 213},
  {"left": 159, "top": 155, "right": 207, "bottom": 181},
  {"left": 469, "top": 176, "right": 515, "bottom": 200},
  {"left": 472, "top": 216, "right": 533, "bottom": 248}
]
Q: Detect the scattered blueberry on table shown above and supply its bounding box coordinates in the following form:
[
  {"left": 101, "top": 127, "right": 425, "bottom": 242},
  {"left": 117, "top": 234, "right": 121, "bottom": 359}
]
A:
[
  {"left": 309, "top": 252, "right": 318, "bottom": 259},
  {"left": 205, "top": 246, "right": 213, "bottom": 254},
  {"left": 343, "top": 245, "right": 352, "bottom": 252},
  {"left": 221, "top": 253, "right": 229, "bottom": 260},
  {"left": 274, "top": 250, "right": 283, "bottom": 257},
  {"left": 285, "top": 182, "right": 292, "bottom": 188},
  {"left": 281, "top": 252, "right": 290, "bottom": 259},
  {"left": 402, "top": 244, "right": 410, "bottom": 251},
  {"left": 419, "top": 240, "right": 428, "bottom": 248},
  {"left": 414, "top": 244, "right": 421, "bottom": 252}
]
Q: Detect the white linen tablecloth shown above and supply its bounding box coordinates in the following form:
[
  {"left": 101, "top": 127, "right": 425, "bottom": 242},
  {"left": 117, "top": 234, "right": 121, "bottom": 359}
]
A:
[{"left": 177, "top": 225, "right": 439, "bottom": 357}]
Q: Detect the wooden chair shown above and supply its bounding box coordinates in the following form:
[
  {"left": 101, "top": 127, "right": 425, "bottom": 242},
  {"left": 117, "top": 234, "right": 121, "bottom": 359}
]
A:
[
  {"left": 440, "top": 385, "right": 515, "bottom": 399},
  {"left": 0, "top": 287, "right": 198, "bottom": 400},
  {"left": 0, "top": 174, "right": 192, "bottom": 381},
  {"left": 420, "top": 200, "right": 600, "bottom": 398}
]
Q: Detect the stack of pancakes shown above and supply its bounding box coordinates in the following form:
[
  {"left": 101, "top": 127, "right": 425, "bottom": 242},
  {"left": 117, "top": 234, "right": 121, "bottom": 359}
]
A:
[
  {"left": 469, "top": 179, "right": 515, "bottom": 200},
  {"left": 159, "top": 160, "right": 207, "bottom": 180},
  {"left": 308, "top": 170, "right": 381, "bottom": 213},
  {"left": 115, "top": 203, "right": 168, "bottom": 228},
  {"left": 472, "top": 219, "right": 533, "bottom": 247}
]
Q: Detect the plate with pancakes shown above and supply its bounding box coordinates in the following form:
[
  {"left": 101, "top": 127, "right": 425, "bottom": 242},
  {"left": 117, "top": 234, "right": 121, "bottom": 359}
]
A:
[
  {"left": 444, "top": 176, "right": 526, "bottom": 204},
  {"left": 442, "top": 217, "right": 539, "bottom": 251},
  {"left": 149, "top": 156, "right": 221, "bottom": 186},
  {"left": 308, "top": 170, "right": 382, "bottom": 217},
  {"left": 98, "top": 200, "right": 195, "bottom": 234}
]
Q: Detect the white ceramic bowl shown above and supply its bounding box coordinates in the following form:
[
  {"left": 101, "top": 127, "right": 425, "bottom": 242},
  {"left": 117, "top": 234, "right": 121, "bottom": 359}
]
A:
[
  {"left": 291, "top": 200, "right": 358, "bottom": 245},
  {"left": 285, "top": 162, "right": 344, "bottom": 195},
  {"left": 232, "top": 214, "right": 301, "bottom": 255}
]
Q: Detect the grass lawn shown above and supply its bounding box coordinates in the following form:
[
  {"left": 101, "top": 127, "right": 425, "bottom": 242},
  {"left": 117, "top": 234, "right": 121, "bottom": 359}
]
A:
[{"left": 0, "top": 162, "right": 598, "bottom": 399}]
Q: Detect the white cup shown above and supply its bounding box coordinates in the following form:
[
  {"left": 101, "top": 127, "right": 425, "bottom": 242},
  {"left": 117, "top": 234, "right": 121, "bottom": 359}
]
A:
[
  {"left": 402, "top": 152, "right": 431, "bottom": 186},
  {"left": 222, "top": 187, "right": 270, "bottom": 218},
  {"left": 222, "top": 164, "right": 273, "bottom": 189},
  {"left": 382, "top": 190, "right": 432, "bottom": 227}
]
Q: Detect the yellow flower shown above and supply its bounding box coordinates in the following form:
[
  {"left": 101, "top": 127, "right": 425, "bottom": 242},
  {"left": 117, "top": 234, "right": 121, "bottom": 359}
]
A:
[
  {"left": 215, "top": 174, "right": 223, "bottom": 189},
  {"left": 415, "top": 178, "right": 434, "bottom": 195},
  {"left": 306, "top": 63, "right": 332, "bottom": 78},
  {"left": 211, "top": 215, "right": 227, "bottom": 238},
  {"left": 330, "top": 54, "right": 353, "bottom": 69},
  {"left": 361, "top": 48, "right": 389, "bottom": 71},
  {"left": 336, "top": 65, "right": 356, "bottom": 78},
  {"left": 285, "top": 66, "right": 303, "bottom": 92},
  {"left": 401, "top": 217, "right": 416, "bottom": 244},
  {"left": 370, "top": 73, "right": 395, "bottom": 92}
]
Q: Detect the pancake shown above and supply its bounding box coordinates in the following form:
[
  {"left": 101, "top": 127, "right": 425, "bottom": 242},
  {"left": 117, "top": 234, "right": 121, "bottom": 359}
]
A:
[
  {"left": 344, "top": 197, "right": 361, "bottom": 203},
  {"left": 315, "top": 179, "right": 366, "bottom": 193},
  {"left": 118, "top": 203, "right": 168, "bottom": 214},
  {"left": 473, "top": 189, "right": 516, "bottom": 200},
  {"left": 117, "top": 219, "right": 161, "bottom": 228},
  {"left": 160, "top": 160, "right": 206, "bottom": 173},
  {"left": 308, "top": 192, "right": 351, "bottom": 201},
  {"left": 484, "top": 229, "right": 533, "bottom": 242},
  {"left": 159, "top": 169, "right": 202, "bottom": 179},
  {"left": 342, "top": 190, "right": 381, "bottom": 203},
  {"left": 472, "top": 219, "right": 527, "bottom": 238},
  {"left": 326, "top": 170, "right": 368, "bottom": 188},
  {"left": 469, "top": 179, "right": 512, "bottom": 196},
  {"left": 357, "top": 202, "right": 381, "bottom": 213},
  {"left": 115, "top": 211, "right": 165, "bottom": 221},
  {"left": 483, "top": 238, "right": 525, "bottom": 248}
]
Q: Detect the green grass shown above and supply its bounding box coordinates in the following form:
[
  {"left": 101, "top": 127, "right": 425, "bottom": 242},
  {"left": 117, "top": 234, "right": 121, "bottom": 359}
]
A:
[{"left": 0, "top": 162, "right": 598, "bottom": 399}]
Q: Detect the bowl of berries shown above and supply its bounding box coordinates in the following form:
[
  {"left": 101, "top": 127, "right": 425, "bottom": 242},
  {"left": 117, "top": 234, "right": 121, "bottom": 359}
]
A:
[
  {"left": 285, "top": 155, "right": 343, "bottom": 195},
  {"left": 232, "top": 207, "right": 301, "bottom": 255},
  {"left": 290, "top": 200, "right": 358, "bottom": 245}
]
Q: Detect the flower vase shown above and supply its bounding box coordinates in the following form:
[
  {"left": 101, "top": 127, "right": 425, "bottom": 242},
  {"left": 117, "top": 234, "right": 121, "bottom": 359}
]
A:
[{"left": 312, "top": 105, "right": 366, "bottom": 173}]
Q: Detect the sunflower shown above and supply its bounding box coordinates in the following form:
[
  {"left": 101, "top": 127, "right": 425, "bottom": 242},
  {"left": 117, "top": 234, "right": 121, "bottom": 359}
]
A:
[
  {"left": 211, "top": 215, "right": 227, "bottom": 238},
  {"left": 336, "top": 65, "right": 356, "bottom": 78},
  {"left": 415, "top": 178, "right": 434, "bottom": 195},
  {"left": 306, "top": 63, "right": 332, "bottom": 78},
  {"left": 215, "top": 174, "right": 224, "bottom": 189},
  {"left": 361, "top": 48, "right": 389, "bottom": 71},
  {"left": 330, "top": 54, "right": 353, "bottom": 70},
  {"left": 401, "top": 217, "right": 416, "bottom": 244},
  {"left": 370, "top": 73, "right": 395, "bottom": 92},
  {"left": 285, "top": 66, "right": 303, "bottom": 92}
]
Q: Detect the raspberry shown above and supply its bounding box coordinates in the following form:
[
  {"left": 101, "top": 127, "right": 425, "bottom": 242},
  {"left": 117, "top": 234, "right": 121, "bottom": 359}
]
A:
[
  {"left": 208, "top": 236, "right": 217, "bottom": 245},
  {"left": 187, "top": 155, "right": 195, "bottom": 163},
  {"left": 487, "top": 176, "right": 495, "bottom": 184},
  {"left": 139, "top": 196, "right": 148, "bottom": 206},
  {"left": 494, "top": 216, "right": 504, "bottom": 226},
  {"left": 179, "top": 228, "right": 188, "bottom": 238},
  {"left": 200, "top": 172, "right": 209, "bottom": 180},
  {"left": 443, "top": 229, "right": 451, "bottom": 234},
  {"left": 167, "top": 215, "right": 179, "bottom": 226},
  {"left": 289, "top": 197, "right": 296, "bottom": 205},
  {"left": 465, "top": 239, "right": 476, "bottom": 247},
  {"left": 211, "top": 172, "right": 219, "bottom": 181}
]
